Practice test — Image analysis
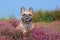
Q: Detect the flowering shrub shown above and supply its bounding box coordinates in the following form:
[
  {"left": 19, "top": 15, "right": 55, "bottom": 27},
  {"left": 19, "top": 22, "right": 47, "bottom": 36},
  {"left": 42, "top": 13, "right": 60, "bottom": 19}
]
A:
[
  {"left": 0, "top": 27, "right": 23, "bottom": 40},
  {"left": 7, "top": 18, "right": 20, "bottom": 27},
  {"left": 0, "top": 20, "right": 22, "bottom": 40},
  {"left": 31, "top": 27, "right": 60, "bottom": 40},
  {"left": 0, "top": 36, "right": 14, "bottom": 40},
  {"left": 0, "top": 19, "right": 60, "bottom": 40}
]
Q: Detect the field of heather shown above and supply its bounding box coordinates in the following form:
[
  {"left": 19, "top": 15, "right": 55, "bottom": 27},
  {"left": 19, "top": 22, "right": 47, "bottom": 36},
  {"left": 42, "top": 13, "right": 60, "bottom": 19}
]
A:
[{"left": 0, "top": 18, "right": 60, "bottom": 40}]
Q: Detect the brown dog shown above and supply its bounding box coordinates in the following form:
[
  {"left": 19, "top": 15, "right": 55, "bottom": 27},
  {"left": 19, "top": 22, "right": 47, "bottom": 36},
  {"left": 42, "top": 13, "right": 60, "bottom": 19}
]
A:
[{"left": 16, "top": 7, "right": 34, "bottom": 33}]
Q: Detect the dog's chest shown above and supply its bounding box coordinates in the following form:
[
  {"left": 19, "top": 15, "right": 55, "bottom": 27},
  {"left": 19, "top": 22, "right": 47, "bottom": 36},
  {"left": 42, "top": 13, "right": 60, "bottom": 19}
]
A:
[{"left": 22, "top": 23, "right": 32, "bottom": 29}]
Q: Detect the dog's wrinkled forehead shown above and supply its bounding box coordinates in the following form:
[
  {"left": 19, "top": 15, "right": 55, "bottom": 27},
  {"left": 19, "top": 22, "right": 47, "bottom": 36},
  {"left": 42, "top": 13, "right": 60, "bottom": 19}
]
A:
[
  {"left": 21, "top": 7, "right": 33, "bottom": 15},
  {"left": 22, "top": 12, "right": 32, "bottom": 15}
]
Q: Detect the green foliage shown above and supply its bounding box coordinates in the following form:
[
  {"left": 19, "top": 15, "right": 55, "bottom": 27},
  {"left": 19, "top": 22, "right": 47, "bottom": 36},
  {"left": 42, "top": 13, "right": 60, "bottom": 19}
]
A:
[
  {"left": 32, "top": 11, "right": 43, "bottom": 22},
  {"left": 0, "top": 18, "right": 8, "bottom": 21},
  {"left": 32, "top": 9, "right": 60, "bottom": 22}
]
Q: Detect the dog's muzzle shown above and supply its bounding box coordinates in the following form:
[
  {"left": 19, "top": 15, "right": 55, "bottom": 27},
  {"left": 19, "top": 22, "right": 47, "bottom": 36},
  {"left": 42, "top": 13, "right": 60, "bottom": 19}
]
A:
[{"left": 21, "top": 16, "right": 32, "bottom": 24}]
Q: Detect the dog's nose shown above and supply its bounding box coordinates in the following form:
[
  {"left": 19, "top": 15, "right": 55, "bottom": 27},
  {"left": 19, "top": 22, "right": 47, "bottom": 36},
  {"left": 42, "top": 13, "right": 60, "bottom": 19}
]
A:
[{"left": 26, "top": 18, "right": 29, "bottom": 19}]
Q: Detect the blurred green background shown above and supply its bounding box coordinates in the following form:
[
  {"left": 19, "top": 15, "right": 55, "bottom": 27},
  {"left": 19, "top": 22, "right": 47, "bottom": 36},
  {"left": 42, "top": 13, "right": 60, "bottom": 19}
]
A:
[{"left": 32, "top": 9, "right": 60, "bottom": 22}]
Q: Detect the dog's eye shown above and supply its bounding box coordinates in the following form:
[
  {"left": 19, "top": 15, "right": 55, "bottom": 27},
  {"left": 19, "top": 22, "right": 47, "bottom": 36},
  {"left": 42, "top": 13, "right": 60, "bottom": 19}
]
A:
[
  {"left": 29, "top": 14, "right": 32, "bottom": 16},
  {"left": 22, "top": 14, "right": 26, "bottom": 16}
]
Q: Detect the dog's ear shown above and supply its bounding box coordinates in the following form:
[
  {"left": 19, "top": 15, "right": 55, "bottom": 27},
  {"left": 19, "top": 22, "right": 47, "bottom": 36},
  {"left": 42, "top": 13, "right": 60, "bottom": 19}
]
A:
[
  {"left": 21, "top": 7, "right": 25, "bottom": 13},
  {"left": 29, "top": 7, "right": 33, "bottom": 13}
]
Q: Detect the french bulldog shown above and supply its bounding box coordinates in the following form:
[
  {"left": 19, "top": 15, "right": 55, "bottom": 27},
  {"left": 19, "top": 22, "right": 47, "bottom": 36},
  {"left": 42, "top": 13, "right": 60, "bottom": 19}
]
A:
[{"left": 17, "top": 7, "right": 34, "bottom": 33}]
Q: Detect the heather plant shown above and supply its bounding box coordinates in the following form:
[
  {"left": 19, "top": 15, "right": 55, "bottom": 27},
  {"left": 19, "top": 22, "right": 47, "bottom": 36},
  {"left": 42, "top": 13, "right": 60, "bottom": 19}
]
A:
[
  {"left": 0, "top": 20, "right": 13, "bottom": 32},
  {"left": 0, "top": 36, "right": 14, "bottom": 40},
  {"left": 0, "top": 20, "right": 22, "bottom": 40},
  {"left": 0, "top": 26, "right": 60, "bottom": 40},
  {"left": 0, "top": 16, "right": 60, "bottom": 40},
  {"left": 0, "top": 27, "right": 23, "bottom": 40},
  {"left": 31, "top": 27, "right": 60, "bottom": 40},
  {"left": 49, "top": 21, "right": 60, "bottom": 32},
  {"left": 0, "top": 21, "right": 60, "bottom": 40},
  {"left": 7, "top": 18, "right": 20, "bottom": 27}
]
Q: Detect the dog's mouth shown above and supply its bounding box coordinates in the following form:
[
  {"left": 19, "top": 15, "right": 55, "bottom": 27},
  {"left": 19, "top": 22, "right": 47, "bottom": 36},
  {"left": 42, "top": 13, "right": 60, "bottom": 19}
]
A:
[
  {"left": 22, "top": 16, "right": 32, "bottom": 24},
  {"left": 25, "top": 19, "right": 30, "bottom": 24}
]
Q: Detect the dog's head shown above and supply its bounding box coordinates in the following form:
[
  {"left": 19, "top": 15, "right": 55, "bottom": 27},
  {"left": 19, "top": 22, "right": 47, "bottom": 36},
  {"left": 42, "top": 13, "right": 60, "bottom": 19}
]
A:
[{"left": 21, "top": 7, "right": 33, "bottom": 24}]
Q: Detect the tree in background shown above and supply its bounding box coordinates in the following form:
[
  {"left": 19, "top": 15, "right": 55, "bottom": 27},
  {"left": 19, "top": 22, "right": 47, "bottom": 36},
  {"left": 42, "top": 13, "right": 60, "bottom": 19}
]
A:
[{"left": 32, "top": 8, "right": 60, "bottom": 22}]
